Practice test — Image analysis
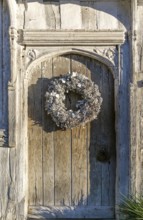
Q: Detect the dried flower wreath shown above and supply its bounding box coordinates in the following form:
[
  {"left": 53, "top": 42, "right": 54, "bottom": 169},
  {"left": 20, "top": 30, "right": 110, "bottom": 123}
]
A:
[{"left": 45, "top": 72, "right": 102, "bottom": 129}]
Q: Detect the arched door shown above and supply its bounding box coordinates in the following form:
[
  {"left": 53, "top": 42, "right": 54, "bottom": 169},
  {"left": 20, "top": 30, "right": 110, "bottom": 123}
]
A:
[{"left": 28, "top": 54, "right": 116, "bottom": 219}]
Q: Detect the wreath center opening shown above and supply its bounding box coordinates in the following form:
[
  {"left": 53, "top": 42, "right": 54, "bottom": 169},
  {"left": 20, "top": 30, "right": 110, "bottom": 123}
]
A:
[{"left": 65, "top": 91, "right": 83, "bottom": 111}]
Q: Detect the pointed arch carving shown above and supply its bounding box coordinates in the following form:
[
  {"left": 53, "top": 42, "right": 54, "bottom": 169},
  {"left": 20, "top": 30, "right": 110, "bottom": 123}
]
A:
[{"left": 25, "top": 48, "right": 118, "bottom": 81}]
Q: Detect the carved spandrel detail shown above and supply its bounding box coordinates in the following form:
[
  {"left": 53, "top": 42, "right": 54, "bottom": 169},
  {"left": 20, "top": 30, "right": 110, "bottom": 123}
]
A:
[
  {"left": 94, "top": 47, "right": 117, "bottom": 65},
  {"left": 27, "top": 49, "right": 36, "bottom": 61}
]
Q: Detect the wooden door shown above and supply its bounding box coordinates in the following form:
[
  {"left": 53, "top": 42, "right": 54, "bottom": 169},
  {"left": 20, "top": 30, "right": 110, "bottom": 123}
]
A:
[{"left": 28, "top": 54, "right": 116, "bottom": 219}]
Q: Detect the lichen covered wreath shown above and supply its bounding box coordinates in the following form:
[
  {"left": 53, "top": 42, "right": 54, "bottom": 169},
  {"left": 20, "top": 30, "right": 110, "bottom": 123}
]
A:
[{"left": 45, "top": 72, "right": 103, "bottom": 129}]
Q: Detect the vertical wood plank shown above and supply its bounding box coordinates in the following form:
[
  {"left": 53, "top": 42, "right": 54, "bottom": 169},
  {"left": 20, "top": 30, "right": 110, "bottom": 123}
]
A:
[
  {"left": 71, "top": 55, "right": 87, "bottom": 206},
  {"left": 107, "top": 69, "right": 116, "bottom": 206},
  {"left": 71, "top": 126, "right": 87, "bottom": 206},
  {"left": 101, "top": 65, "right": 110, "bottom": 206},
  {"left": 86, "top": 58, "right": 115, "bottom": 207},
  {"left": 42, "top": 59, "right": 55, "bottom": 206},
  {"left": 53, "top": 56, "right": 71, "bottom": 206},
  {"left": 28, "top": 65, "right": 43, "bottom": 206},
  {"left": 92, "top": 63, "right": 115, "bottom": 206},
  {"left": 86, "top": 58, "right": 102, "bottom": 206}
]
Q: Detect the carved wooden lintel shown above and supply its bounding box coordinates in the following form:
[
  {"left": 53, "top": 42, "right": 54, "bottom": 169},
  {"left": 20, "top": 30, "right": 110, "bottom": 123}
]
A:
[{"left": 18, "top": 30, "right": 125, "bottom": 46}]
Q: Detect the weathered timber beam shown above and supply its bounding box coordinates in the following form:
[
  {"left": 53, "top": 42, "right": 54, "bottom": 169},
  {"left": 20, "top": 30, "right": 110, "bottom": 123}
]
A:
[
  {"left": 5, "top": 0, "right": 18, "bottom": 148},
  {"left": 6, "top": 0, "right": 17, "bottom": 27}
]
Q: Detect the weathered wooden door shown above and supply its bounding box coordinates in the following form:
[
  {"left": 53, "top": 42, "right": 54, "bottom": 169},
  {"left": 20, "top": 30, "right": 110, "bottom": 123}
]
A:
[{"left": 28, "top": 54, "right": 116, "bottom": 219}]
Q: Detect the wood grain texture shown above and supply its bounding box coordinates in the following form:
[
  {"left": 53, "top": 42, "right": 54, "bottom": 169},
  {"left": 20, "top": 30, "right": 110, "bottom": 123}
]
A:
[
  {"left": 44, "top": 2, "right": 61, "bottom": 29},
  {"left": 101, "top": 65, "right": 110, "bottom": 206},
  {"left": 71, "top": 126, "right": 87, "bottom": 206},
  {"left": 86, "top": 58, "right": 102, "bottom": 206},
  {"left": 53, "top": 56, "right": 71, "bottom": 206},
  {"left": 86, "top": 58, "right": 115, "bottom": 206},
  {"left": 100, "top": 66, "right": 115, "bottom": 206},
  {"left": 22, "top": 0, "right": 130, "bottom": 31},
  {"left": 71, "top": 55, "right": 88, "bottom": 206},
  {"left": 28, "top": 55, "right": 116, "bottom": 218},
  {"left": 28, "top": 65, "right": 43, "bottom": 206},
  {"left": 42, "top": 59, "right": 55, "bottom": 206}
]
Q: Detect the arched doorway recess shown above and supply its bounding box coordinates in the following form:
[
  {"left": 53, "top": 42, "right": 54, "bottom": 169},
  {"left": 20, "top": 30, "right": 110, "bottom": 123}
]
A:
[{"left": 27, "top": 52, "right": 116, "bottom": 219}]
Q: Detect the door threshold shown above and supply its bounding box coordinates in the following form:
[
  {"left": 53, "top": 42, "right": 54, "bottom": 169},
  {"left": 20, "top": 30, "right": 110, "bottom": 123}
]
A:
[
  {"left": 28, "top": 218, "right": 115, "bottom": 220},
  {"left": 28, "top": 206, "right": 115, "bottom": 219}
]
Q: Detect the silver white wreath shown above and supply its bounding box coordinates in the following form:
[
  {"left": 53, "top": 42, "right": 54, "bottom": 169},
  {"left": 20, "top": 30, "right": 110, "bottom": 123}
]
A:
[{"left": 45, "top": 72, "right": 103, "bottom": 129}]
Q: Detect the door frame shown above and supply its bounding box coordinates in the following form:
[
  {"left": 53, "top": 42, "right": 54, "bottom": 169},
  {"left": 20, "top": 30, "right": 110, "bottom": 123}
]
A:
[
  {"left": 21, "top": 47, "right": 128, "bottom": 219},
  {"left": 7, "top": 28, "right": 130, "bottom": 219}
]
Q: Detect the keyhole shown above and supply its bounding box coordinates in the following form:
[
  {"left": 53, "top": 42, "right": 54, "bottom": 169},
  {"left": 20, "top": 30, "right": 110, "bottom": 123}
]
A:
[{"left": 96, "top": 147, "right": 110, "bottom": 163}]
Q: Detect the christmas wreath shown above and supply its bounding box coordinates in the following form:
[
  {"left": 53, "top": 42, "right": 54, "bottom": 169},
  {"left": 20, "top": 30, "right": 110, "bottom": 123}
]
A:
[{"left": 45, "top": 72, "right": 102, "bottom": 129}]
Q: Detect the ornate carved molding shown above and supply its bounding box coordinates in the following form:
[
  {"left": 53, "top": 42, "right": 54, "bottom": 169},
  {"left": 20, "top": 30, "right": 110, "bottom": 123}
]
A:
[
  {"left": 25, "top": 48, "right": 117, "bottom": 81},
  {"left": 18, "top": 30, "right": 125, "bottom": 46},
  {"left": 27, "top": 49, "right": 37, "bottom": 61},
  {"left": 94, "top": 47, "right": 117, "bottom": 65}
]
